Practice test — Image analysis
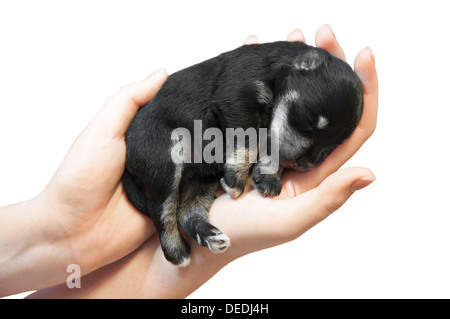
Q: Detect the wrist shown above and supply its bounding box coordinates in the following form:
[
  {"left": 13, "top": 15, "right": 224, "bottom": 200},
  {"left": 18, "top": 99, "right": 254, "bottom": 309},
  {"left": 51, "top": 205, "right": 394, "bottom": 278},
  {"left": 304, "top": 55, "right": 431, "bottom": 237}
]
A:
[{"left": 0, "top": 195, "right": 74, "bottom": 296}]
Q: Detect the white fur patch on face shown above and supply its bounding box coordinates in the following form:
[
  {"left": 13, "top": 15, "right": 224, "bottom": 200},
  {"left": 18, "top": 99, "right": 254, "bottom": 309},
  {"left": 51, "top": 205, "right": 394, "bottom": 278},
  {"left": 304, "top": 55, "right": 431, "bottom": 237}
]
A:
[
  {"left": 317, "top": 116, "right": 329, "bottom": 130},
  {"left": 270, "top": 90, "right": 300, "bottom": 136},
  {"left": 271, "top": 101, "right": 287, "bottom": 131},
  {"left": 283, "top": 89, "right": 300, "bottom": 103},
  {"left": 254, "top": 80, "right": 273, "bottom": 106},
  {"left": 270, "top": 99, "right": 288, "bottom": 146},
  {"left": 271, "top": 97, "right": 312, "bottom": 160}
]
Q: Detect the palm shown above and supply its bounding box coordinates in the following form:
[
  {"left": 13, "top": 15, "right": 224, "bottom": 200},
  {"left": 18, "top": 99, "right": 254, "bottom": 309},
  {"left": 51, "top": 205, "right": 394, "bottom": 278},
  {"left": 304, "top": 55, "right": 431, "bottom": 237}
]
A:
[{"left": 42, "top": 73, "right": 167, "bottom": 270}]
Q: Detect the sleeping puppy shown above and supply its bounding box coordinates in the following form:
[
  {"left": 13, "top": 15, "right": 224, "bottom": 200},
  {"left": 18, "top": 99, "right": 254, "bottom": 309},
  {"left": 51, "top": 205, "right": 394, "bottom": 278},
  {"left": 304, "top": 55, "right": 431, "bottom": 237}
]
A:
[{"left": 123, "top": 41, "right": 363, "bottom": 266}]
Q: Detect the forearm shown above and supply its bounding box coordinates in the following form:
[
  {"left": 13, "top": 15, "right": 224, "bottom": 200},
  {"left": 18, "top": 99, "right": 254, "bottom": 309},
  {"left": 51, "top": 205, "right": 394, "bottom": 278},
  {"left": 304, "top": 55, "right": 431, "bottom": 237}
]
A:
[
  {"left": 138, "top": 237, "right": 237, "bottom": 299},
  {"left": 28, "top": 234, "right": 237, "bottom": 299},
  {"left": 0, "top": 196, "right": 73, "bottom": 297}
]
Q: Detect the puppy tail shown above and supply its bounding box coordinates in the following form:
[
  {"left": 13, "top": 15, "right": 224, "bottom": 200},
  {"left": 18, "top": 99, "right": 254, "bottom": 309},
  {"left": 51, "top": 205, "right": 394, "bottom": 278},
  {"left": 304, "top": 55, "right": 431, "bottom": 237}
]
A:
[{"left": 122, "top": 169, "right": 149, "bottom": 216}]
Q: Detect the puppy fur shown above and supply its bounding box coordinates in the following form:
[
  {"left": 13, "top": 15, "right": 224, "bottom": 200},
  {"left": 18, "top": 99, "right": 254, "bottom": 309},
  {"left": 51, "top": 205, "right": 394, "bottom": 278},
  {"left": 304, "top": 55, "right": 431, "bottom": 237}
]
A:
[{"left": 123, "top": 41, "right": 363, "bottom": 266}]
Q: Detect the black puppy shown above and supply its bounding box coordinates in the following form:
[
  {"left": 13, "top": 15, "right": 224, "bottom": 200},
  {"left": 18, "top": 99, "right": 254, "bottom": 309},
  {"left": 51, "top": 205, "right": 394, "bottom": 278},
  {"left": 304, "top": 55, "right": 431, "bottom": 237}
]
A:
[{"left": 123, "top": 41, "right": 363, "bottom": 266}]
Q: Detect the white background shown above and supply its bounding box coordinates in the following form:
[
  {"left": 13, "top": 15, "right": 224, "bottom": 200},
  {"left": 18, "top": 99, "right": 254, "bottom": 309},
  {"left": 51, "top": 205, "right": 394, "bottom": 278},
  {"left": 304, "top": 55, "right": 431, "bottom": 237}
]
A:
[{"left": 1, "top": 0, "right": 449, "bottom": 298}]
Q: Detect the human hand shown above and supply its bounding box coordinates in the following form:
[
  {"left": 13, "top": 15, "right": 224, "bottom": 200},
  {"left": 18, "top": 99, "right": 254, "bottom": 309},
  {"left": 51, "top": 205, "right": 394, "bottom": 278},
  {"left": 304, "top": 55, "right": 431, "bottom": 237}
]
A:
[
  {"left": 43, "top": 26, "right": 376, "bottom": 270},
  {"left": 199, "top": 25, "right": 378, "bottom": 259},
  {"left": 28, "top": 26, "right": 377, "bottom": 298},
  {"left": 144, "top": 26, "right": 377, "bottom": 297},
  {"left": 0, "top": 69, "right": 168, "bottom": 297},
  {"left": 39, "top": 70, "right": 167, "bottom": 272}
]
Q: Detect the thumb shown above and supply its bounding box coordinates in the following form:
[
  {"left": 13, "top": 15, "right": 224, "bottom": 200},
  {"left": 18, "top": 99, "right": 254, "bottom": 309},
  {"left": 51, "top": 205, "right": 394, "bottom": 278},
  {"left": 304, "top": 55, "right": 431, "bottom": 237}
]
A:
[
  {"left": 277, "top": 167, "right": 375, "bottom": 241},
  {"left": 315, "top": 167, "right": 376, "bottom": 216},
  {"left": 83, "top": 69, "right": 168, "bottom": 139}
]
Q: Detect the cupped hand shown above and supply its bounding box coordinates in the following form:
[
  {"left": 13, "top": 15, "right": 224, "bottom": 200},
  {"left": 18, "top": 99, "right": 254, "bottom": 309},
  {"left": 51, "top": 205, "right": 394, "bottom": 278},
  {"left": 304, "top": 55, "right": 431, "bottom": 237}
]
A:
[
  {"left": 172, "top": 26, "right": 378, "bottom": 265},
  {"left": 29, "top": 26, "right": 378, "bottom": 299},
  {"left": 40, "top": 70, "right": 167, "bottom": 272},
  {"left": 46, "top": 24, "right": 377, "bottom": 278},
  {"left": 119, "top": 26, "right": 378, "bottom": 268}
]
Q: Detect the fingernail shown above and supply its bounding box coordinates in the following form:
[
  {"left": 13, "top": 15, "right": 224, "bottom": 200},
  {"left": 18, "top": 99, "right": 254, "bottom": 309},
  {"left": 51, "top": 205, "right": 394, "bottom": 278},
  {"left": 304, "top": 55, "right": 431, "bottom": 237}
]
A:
[
  {"left": 147, "top": 68, "right": 167, "bottom": 80},
  {"left": 365, "top": 46, "right": 375, "bottom": 64},
  {"left": 350, "top": 175, "right": 376, "bottom": 193},
  {"left": 321, "top": 24, "right": 335, "bottom": 38},
  {"left": 245, "top": 35, "right": 258, "bottom": 45},
  {"left": 287, "top": 29, "right": 305, "bottom": 42},
  {"left": 155, "top": 68, "right": 167, "bottom": 75}
]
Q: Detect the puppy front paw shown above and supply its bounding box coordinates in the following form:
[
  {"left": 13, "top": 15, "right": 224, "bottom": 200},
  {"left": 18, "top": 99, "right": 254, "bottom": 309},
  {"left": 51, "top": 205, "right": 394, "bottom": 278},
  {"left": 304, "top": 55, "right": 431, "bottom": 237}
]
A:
[
  {"left": 220, "top": 177, "right": 244, "bottom": 199},
  {"left": 251, "top": 169, "right": 282, "bottom": 197},
  {"left": 203, "top": 231, "right": 231, "bottom": 253}
]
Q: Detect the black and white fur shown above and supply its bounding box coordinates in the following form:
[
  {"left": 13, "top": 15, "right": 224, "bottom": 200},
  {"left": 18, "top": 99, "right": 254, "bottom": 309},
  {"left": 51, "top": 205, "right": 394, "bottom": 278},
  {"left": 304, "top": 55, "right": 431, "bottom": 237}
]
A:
[{"left": 123, "top": 41, "right": 363, "bottom": 266}]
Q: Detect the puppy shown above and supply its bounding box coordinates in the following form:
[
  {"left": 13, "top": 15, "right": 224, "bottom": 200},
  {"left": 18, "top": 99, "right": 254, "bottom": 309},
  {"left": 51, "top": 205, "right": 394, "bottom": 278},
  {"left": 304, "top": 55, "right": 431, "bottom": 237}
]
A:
[{"left": 123, "top": 41, "right": 363, "bottom": 266}]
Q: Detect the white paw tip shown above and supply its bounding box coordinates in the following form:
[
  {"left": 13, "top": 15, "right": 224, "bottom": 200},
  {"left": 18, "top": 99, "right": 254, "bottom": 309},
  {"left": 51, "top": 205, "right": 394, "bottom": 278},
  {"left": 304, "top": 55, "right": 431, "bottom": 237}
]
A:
[
  {"left": 206, "top": 233, "right": 231, "bottom": 253},
  {"left": 177, "top": 256, "right": 191, "bottom": 268},
  {"left": 220, "top": 178, "right": 242, "bottom": 199}
]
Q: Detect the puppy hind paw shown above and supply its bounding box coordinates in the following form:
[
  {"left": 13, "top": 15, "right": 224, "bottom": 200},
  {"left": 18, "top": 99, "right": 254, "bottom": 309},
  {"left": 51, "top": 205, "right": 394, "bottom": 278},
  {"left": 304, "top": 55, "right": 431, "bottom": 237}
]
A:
[
  {"left": 161, "top": 237, "right": 192, "bottom": 267},
  {"left": 204, "top": 232, "right": 231, "bottom": 253},
  {"left": 166, "top": 251, "right": 191, "bottom": 267},
  {"left": 191, "top": 221, "right": 231, "bottom": 253},
  {"left": 177, "top": 255, "right": 191, "bottom": 268}
]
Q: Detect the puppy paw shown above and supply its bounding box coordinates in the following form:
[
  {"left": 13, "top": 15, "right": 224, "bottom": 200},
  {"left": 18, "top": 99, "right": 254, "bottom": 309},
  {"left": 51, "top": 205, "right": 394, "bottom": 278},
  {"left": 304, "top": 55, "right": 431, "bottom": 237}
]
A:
[
  {"left": 161, "top": 233, "right": 191, "bottom": 267},
  {"left": 220, "top": 177, "right": 244, "bottom": 199},
  {"left": 176, "top": 255, "right": 191, "bottom": 268},
  {"left": 251, "top": 170, "right": 282, "bottom": 197},
  {"left": 203, "top": 231, "right": 231, "bottom": 253},
  {"left": 192, "top": 221, "right": 231, "bottom": 253}
]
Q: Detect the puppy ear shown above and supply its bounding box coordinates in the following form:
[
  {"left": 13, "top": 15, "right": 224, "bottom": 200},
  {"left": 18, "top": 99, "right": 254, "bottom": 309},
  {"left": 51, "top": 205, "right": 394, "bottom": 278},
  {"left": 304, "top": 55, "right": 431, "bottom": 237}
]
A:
[{"left": 293, "top": 49, "right": 327, "bottom": 71}]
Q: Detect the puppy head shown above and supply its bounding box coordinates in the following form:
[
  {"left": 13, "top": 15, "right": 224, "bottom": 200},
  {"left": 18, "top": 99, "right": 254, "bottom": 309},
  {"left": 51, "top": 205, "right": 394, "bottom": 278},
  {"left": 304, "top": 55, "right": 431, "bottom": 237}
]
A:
[{"left": 272, "top": 46, "right": 363, "bottom": 171}]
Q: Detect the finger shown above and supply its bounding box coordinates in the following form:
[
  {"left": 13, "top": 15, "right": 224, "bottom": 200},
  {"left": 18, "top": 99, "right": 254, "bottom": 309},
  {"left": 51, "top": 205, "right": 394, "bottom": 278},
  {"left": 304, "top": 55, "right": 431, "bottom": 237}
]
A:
[
  {"left": 277, "top": 167, "right": 375, "bottom": 241},
  {"left": 315, "top": 24, "right": 346, "bottom": 61},
  {"left": 287, "top": 29, "right": 306, "bottom": 43},
  {"left": 320, "top": 47, "right": 378, "bottom": 164},
  {"left": 354, "top": 47, "right": 378, "bottom": 132},
  {"left": 85, "top": 69, "right": 168, "bottom": 139},
  {"left": 318, "top": 48, "right": 377, "bottom": 169},
  {"left": 244, "top": 35, "right": 258, "bottom": 45}
]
